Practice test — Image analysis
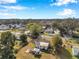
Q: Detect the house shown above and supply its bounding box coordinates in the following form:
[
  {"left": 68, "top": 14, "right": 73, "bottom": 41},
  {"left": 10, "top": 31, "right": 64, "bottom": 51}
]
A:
[
  {"left": 72, "top": 46, "right": 79, "bottom": 56},
  {"left": 44, "top": 25, "right": 60, "bottom": 36},
  {"left": 44, "top": 25, "right": 53, "bottom": 31},
  {"left": 54, "top": 29, "right": 60, "bottom": 34},
  {"left": 39, "top": 42, "right": 49, "bottom": 50},
  {"left": 11, "top": 32, "right": 22, "bottom": 39},
  {"left": 8, "top": 24, "right": 25, "bottom": 30},
  {"left": 0, "top": 24, "right": 10, "bottom": 30},
  {"left": 35, "top": 41, "right": 49, "bottom": 50},
  {"left": 14, "top": 24, "right": 25, "bottom": 30},
  {"left": 44, "top": 27, "right": 54, "bottom": 36}
]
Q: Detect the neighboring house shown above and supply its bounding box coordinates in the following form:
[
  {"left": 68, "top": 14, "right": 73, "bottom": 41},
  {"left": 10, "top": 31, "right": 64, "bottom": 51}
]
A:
[
  {"left": 0, "top": 24, "right": 10, "bottom": 30},
  {"left": 8, "top": 24, "right": 25, "bottom": 30},
  {"left": 54, "top": 29, "right": 60, "bottom": 34},
  {"left": 35, "top": 41, "right": 49, "bottom": 50},
  {"left": 44, "top": 27, "right": 54, "bottom": 35},
  {"left": 14, "top": 24, "right": 25, "bottom": 29},
  {"left": 44, "top": 25, "right": 60, "bottom": 35},
  {"left": 72, "top": 46, "right": 79, "bottom": 56},
  {"left": 11, "top": 32, "right": 22, "bottom": 39},
  {"left": 18, "top": 27, "right": 25, "bottom": 30}
]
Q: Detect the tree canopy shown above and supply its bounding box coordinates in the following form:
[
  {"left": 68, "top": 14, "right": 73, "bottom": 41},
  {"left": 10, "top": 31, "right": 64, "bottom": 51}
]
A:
[
  {"left": 20, "top": 34, "right": 28, "bottom": 46},
  {"left": 0, "top": 31, "right": 16, "bottom": 59},
  {"left": 27, "top": 23, "right": 42, "bottom": 39},
  {"left": 27, "top": 23, "right": 42, "bottom": 33}
]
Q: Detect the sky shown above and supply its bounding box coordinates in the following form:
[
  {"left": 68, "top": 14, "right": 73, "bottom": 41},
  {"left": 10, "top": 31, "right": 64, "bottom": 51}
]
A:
[{"left": 0, "top": 0, "right": 79, "bottom": 19}]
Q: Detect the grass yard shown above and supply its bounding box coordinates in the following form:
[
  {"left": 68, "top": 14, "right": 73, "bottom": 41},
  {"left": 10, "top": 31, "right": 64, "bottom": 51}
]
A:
[
  {"left": 40, "top": 52, "right": 56, "bottom": 59},
  {"left": 27, "top": 42, "right": 36, "bottom": 48},
  {"left": 16, "top": 42, "right": 36, "bottom": 59},
  {"left": 72, "top": 56, "right": 79, "bottom": 59},
  {"left": 13, "top": 40, "right": 22, "bottom": 50}
]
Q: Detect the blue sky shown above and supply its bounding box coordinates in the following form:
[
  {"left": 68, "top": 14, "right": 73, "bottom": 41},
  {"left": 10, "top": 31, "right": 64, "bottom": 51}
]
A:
[{"left": 0, "top": 0, "right": 79, "bottom": 19}]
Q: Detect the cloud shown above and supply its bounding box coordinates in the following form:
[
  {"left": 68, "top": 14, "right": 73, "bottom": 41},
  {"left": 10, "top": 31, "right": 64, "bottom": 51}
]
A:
[
  {"left": 0, "top": 0, "right": 16, "bottom": 4},
  {"left": 0, "top": 12, "right": 16, "bottom": 17},
  {"left": 50, "top": 0, "right": 78, "bottom": 6},
  {"left": 0, "top": 5, "right": 34, "bottom": 11},
  {"left": 0, "top": 5, "right": 35, "bottom": 18},
  {"left": 57, "top": 9, "right": 76, "bottom": 17},
  {"left": 2, "top": 6, "right": 26, "bottom": 11}
]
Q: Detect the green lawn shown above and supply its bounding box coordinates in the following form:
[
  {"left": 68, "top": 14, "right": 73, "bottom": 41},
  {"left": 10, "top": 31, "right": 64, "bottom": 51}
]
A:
[{"left": 13, "top": 40, "right": 22, "bottom": 50}]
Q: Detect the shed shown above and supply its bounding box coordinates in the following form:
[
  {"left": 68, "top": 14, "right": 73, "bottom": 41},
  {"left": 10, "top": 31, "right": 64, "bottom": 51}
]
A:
[{"left": 32, "top": 48, "right": 41, "bottom": 55}]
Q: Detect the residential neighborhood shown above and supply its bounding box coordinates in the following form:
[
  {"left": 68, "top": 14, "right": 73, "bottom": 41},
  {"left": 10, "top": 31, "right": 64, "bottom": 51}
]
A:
[{"left": 0, "top": 19, "right": 79, "bottom": 59}]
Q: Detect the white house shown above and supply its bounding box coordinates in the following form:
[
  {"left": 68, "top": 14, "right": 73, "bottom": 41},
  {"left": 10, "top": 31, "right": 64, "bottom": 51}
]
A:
[
  {"left": 35, "top": 41, "right": 49, "bottom": 50},
  {"left": 39, "top": 42, "right": 49, "bottom": 50}
]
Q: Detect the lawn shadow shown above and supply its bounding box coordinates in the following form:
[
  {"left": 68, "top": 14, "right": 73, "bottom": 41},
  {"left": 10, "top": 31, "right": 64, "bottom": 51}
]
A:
[
  {"left": 34, "top": 54, "right": 41, "bottom": 59},
  {"left": 57, "top": 47, "right": 72, "bottom": 59},
  {"left": 75, "top": 55, "right": 79, "bottom": 59}
]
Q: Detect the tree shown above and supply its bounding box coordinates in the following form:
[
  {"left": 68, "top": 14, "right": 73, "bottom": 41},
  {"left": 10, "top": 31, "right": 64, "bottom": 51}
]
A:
[
  {"left": 20, "top": 34, "right": 28, "bottom": 46},
  {"left": 0, "top": 46, "right": 15, "bottom": 59},
  {"left": 58, "top": 19, "right": 78, "bottom": 37},
  {"left": 0, "top": 31, "right": 16, "bottom": 46},
  {"left": 0, "top": 31, "right": 16, "bottom": 59},
  {"left": 52, "top": 21, "right": 60, "bottom": 30},
  {"left": 50, "top": 35, "right": 62, "bottom": 55},
  {"left": 27, "top": 23, "right": 42, "bottom": 39}
]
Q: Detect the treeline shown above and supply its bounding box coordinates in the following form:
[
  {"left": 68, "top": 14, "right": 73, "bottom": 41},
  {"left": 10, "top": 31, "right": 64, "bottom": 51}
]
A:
[{"left": 0, "top": 18, "right": 79, "bottom": 25}]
